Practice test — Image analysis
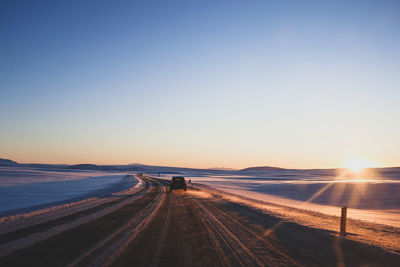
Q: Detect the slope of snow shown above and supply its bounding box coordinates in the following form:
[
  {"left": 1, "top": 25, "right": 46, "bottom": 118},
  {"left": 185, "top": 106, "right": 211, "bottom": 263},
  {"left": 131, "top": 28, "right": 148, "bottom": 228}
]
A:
[
  {"left": 161, "top": 169, "right": 400, "bottom": 227},
  {"left": 0, "top": 167, "right": 136, "bottom": 216}
]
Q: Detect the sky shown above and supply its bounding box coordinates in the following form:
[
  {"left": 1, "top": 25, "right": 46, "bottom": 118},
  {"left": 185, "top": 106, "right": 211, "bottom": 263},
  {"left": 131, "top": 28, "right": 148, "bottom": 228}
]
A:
[{"left": 1, "top": 0, "right": 399, "bottom": 169}]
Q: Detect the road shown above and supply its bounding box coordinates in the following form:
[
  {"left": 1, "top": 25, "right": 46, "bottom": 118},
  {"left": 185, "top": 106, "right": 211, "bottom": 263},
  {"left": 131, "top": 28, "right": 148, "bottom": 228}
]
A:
[{"left": 0, "top": 176, "right": 399, "bottom": 267}]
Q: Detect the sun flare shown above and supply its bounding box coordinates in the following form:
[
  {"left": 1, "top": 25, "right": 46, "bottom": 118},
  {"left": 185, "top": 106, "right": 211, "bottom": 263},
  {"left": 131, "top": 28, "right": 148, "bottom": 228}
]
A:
[{"left": 344, "top": 158, "right": 375, "bottom": 173}]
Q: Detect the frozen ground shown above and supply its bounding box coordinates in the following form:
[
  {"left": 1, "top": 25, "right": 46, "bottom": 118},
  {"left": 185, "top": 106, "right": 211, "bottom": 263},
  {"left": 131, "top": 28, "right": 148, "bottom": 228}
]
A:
[
  {"left": 161, "top": 168, "right": 400, "bottom": 227},
  {"left": 0, "top": 166, "right": 136, "bottom": 216}
]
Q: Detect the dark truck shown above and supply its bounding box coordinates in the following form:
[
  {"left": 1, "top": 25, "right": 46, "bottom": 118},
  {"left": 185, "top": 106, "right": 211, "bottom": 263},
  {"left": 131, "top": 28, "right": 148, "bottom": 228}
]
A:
[{"left": 169, "top": 176, "right": 187, "bottom": 192}]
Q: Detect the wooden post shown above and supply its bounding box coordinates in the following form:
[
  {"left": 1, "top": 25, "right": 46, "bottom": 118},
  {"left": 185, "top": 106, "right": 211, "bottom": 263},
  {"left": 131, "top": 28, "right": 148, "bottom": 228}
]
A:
[{"left": 340, "top": 206, "right": 347, "bottom": 237}]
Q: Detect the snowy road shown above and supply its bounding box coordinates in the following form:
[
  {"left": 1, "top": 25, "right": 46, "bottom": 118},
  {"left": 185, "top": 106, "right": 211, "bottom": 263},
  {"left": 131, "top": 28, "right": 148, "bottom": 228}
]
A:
[{"left": 0, "top": 176, "right": 399, "bottom": 266}]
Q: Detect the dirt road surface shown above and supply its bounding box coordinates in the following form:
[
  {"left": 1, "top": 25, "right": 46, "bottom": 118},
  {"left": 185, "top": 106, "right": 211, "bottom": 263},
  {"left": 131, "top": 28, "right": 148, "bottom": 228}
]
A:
[{"left": 0, "top": 176, "right": 399, "bottom": 267}]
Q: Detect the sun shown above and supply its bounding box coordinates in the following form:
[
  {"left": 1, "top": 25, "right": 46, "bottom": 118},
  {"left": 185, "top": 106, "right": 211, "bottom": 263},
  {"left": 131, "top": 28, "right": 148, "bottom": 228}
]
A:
[{"left": 344, "top": 158, "right": 375, "bottom": 173}]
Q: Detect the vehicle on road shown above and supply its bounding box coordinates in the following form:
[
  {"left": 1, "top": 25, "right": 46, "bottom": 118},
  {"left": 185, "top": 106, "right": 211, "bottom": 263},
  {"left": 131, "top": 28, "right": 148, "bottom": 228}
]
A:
[{"left": 170, "top": 176, "right": 187, "bottom": 192}]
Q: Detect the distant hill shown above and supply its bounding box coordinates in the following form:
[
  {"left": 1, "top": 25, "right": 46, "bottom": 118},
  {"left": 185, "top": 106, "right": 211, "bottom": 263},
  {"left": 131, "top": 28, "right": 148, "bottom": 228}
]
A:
[
  {"left": 241, "top": 166, "right": 285, "bottom": 171},
  {"left": 67, "top": 164, "right": 117, "bottom": 171},
  {"left": 0, "top": 158, "right": 18, "bottom": 165},
  {"left": 207, "top": 167, "right": 236, "bottom": 171}
]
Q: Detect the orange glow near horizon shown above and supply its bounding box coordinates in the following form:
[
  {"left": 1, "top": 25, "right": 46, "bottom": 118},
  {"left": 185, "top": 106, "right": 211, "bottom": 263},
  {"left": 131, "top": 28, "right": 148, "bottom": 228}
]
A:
[
  {"left": 0, "top": 155, "right": 389, "bottom": 171},
  {"left": 343, "top": 158, "right": 377, "bottom": 174}
]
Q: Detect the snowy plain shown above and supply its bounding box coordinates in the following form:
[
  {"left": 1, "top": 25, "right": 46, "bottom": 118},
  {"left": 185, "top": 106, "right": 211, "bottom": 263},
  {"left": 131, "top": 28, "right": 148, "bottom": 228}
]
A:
[
  {"left": 1, "top": 165, "right": 399, "bottom": 253},
  {"left": 161, "top": 168, "right": 400, "bottom": 227},
  {"left": 0, "top": 166, "right": 137, "bottom": 217}
]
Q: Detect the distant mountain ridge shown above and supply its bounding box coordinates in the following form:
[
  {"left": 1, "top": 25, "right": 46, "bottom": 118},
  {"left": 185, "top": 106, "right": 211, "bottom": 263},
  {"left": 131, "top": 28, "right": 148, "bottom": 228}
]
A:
[
  {"left": 0, "top": 159, "right": 284, "bottom": 172},
  {"left": 0, "top": 158, "right": 18, "bottom": 165},
  {"left": 2, "top": 158, "right": 399, "bottom": 174},
  {"left": 67, "top": 164, "right": 117, "bottom": 171},
  {"left": 240, "top": 166, "right": 285, "bottom": 171},
  {"left": 207, "top": 167, "right": 236, "bottom": 171}
]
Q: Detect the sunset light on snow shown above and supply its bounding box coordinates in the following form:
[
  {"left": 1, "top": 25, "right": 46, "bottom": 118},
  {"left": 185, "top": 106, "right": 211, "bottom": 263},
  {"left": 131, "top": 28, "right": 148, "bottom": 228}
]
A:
[
  {"left": 343, "top": 158, "right": 377, "bottom": 173},
  {"left": 0, "top": 1, "right": 400, "bottom": 266}
]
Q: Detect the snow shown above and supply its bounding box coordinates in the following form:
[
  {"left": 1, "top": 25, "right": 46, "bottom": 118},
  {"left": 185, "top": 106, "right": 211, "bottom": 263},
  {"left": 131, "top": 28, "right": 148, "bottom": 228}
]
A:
[
  {"left": 0, "top": 166, "right": 120, "bottom": 187},
  {"left": 0, "top": 166, "right": 136, "bottom": 217},
  {"left": 161, "top": 169, "right": 400, "bottom": 227}
]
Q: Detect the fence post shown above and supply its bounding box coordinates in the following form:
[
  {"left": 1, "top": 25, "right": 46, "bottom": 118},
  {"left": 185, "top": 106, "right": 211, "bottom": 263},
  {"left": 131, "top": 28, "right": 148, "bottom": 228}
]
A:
[{"left": 340, "top": 206, "right": 347, "bottom": 237}]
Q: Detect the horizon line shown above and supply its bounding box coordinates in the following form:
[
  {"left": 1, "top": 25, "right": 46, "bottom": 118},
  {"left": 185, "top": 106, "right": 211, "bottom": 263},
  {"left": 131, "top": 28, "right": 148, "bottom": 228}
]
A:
[{"left": 2, "top": 158, "right": 399, "bottom": 171}]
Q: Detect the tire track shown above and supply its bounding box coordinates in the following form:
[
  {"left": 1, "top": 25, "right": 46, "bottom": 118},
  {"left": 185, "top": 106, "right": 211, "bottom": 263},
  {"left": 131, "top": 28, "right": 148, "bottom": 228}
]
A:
[
  {"left": 196, "top": 197, "right": 301, "bottom": 266},
  {"left": 192, "top": 196, "right": 301, "bottom": 267},
  {"left": 0, "top": 176, "right": 149, "bottom": 258},
  {"left": 0, "top": 178, "right": 162, "bottom": 266},
  {"left": 193, "top": 198, "right": 265, "bottom": 266},
  {"left": 148, "top": 190, "right": 172, "bottom": 267},
  {"left": 0, "top": 175, "right": 145, "bottom": 245},
  {"left": 113, "top": 189, "right": 220, "bottom": 267},
  {"left": 70, "top": 179, "right": 166, "bottom": 267}
]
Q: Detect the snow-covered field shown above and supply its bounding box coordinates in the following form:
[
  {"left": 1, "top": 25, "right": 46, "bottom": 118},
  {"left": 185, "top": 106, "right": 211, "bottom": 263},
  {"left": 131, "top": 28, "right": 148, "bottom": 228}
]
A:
[
  {"left": 163, "top": 169, "right": 400, "bottom": 227},
  {"left": 2, "top": 165, "right": 399, "bottom": 228},
  {"left": 0, "top": 166, "right": 136, "bottom": 217}
]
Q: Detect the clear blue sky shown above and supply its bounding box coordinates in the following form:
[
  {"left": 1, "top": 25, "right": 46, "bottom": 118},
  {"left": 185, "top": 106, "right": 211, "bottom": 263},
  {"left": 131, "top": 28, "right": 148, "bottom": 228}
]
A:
[{"left": 1, "top": 0, "right": 399, "bottom": 169}]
